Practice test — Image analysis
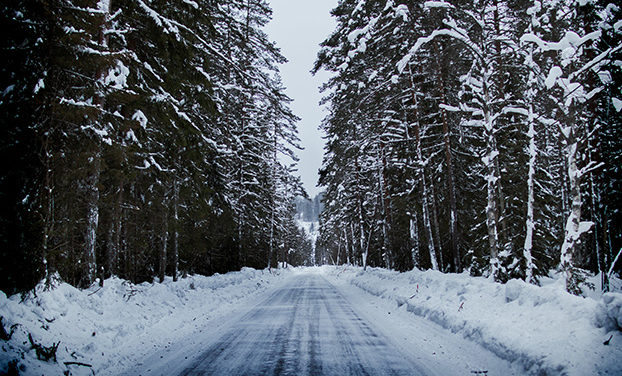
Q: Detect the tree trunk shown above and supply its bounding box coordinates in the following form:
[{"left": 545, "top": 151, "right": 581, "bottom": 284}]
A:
[
  {"left": 523, "top": 101, "right": 537, "bottom": 284},
  {"left": 41, "top": 135, "right": 53, "bottom": 285},
  {"left": 429, "top": 177, "right": 443, "bottom": 270},
  {"left": 560, "top": 132, "right": 590, "bottom": 294},
  {"left": 434, "top": 42, "right": 460, "bottom": 272},
  {"left": 344, "top": 228, "right": 351, "bottom": 265},
  {"left": 172, "top": 179, "right": 179, "bottom": 282},
  {"left": 106, "top": 181, "right": 123, "bottom": 279},
  {"left": 83, "top": 148, "right": 101, "bottom": 287},
  {"left": 378, "top": 147, "right": 392, "bottom": 269},
  {"left": 408, "top": 64, "right": 438, "bottom": 271},
  {"left": 159, "top": 204, "right": 169, "bottom": 283},
  {"left": 410, "top": 214, "right": 419, "bottom": 270},
  {"left": 482, "top": 70, "right": 501, "bottom": 279}
]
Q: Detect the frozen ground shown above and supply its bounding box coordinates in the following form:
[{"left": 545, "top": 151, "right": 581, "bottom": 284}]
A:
[{"left": 1, "top": 266, "right": 621, "bottom": 375}]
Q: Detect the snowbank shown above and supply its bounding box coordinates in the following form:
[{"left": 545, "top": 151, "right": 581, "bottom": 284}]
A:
[
  {"left": 322, "top": 266, "right": 622, "bottom": 376},
  {"left": 0, "top": 268, "right": 292, "bottom": 375}
]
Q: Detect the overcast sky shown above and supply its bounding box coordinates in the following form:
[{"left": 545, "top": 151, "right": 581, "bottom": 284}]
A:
[{"left": 265, "top": 0, "right": 337, "bottom": 198}]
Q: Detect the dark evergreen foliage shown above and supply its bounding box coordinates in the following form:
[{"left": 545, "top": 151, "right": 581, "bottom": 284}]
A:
[
  {"left": 314, "top": 0, "right": 621, "bottom": 293},
  {"left": 0, "top": 0, "right": 308, "bottom": 294}
]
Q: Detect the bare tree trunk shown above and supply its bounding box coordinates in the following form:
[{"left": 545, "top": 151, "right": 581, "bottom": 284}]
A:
[
  {"left": 434, "top": 42, "right": 460, "bottom": 272},
  {"left": 336, "top": 237, "right": 341, "bottom": 265},
  {"left": 159, "top": 204, "right": 169, "bottom": 283},
  {"left": 482, "top": 69, "right": 501, "bottom": 279},
  {"left": 560, "top": 128, "right": 590, "bottom": 294},
  {"left": 83, "top": 149, "right": 101, "bottom": 287},
  {"left": 172, "top": 179, "right": 179, "bottom": 281},
  {"left": 344, "top": 228, "right": 350, "bottom": 265},
  {"left": 41, "top": 135, "right": 53, "bottom": 285},
  {"left": 408, "top": 64, "right": 439, "bottom": 271},
  {"left": 106, "top": 180, "right": 123, "bottom": 279},
  {"left": 523, "top": 102, "right": 537, "bottom": 284},
  {"left": 429, "top": 177, "right": 443, "bottom": 270},
  {"left": 378, "top": 147, "right": 392, "bottom": 269},
  {"left": 355, "top": 156, "right": 367, "bottom": 270},
  {"left": 410, "top": 214, "right": 419, "bottom": 270}
]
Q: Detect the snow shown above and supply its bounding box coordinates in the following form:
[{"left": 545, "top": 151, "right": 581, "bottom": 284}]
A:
[
  {"left": 33, "top": 79, "right": 44, "bottom": 94},
  {"left": 126, "top": 270, "right": 524, "bottom": 376},
  {"left": 125, "top": 129, "right": 139, "bottom": 144},
  {"left": 320, "top": 266, "right": 622, "bottom": 376},
  {"left": 0, "top": 268, "right": 293, "bottom": 376},
  {"left": 2, "top": 266, "right": 620, "bottom": 375},
  {"left": 298, "top": 220, "right": 319, "bottom": 246},
  {"left": 104, "top": 61, "right": 130, "bottom": 89},
  {"left": 132, "top": 110, "right": 148, "bottom": 128},
  {"left": 394, "top": 4, "right": 409, "bottom": 21},
  {"left": 183, "top": 0, "right": 198, "bottom": 9},
  {"left": 545, "top": 66, "right": 563, "bottom": 89},
  {"left": 613, "top": 97, "right": 622, "bottom": 112},
  {"left": 598, "top": 293, "right": 622, "bottom": 331},
  {"left": 423, "top": 1, "right": 454, "bottom": 10},
  {"left": 522, "top": 31, "right": 602, "bottom": 53}
]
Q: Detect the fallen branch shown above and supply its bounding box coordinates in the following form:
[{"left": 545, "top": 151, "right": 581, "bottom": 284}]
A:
[
  {"left": 28, "top": 333, "right": 59, "bottom": 362},
  {"left": 64, "top": 361, "right": 92, "bottom": 367},
  {"left": 65, "top": 361, "right": 95, "bottom": 376}
]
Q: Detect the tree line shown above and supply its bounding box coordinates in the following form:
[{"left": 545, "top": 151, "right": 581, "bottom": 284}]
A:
[
  {"left": 313, "top": 0, "right": 621, "bottom": 293},
  {"left": 0, "top": 0, "right": 312, "bottom": 295}
]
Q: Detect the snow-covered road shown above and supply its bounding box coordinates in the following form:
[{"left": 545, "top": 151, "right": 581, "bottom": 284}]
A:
[
  {"left": 128, "top": 270, "right": 521, "bottom": 376},
  {"left": 180, "top": 274, "right": 426, "bottom": 375}
]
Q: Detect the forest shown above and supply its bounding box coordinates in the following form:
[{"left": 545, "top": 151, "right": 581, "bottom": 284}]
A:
[
  {"left": 313, "top": 0, "right": 621, "bottom": 294},
  {"left": 0, "top": 0, "right": 312, "bottom": 295},
  {"left": 1, "top": 0, "right": 621, "bottom": 297}
]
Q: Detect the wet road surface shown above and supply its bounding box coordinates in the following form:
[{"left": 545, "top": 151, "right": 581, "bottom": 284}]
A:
[{"left": 179, "top": 274, "right": 430, "bottom": 376}]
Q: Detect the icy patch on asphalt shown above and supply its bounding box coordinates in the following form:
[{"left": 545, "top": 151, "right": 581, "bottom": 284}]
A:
[
  {"left": 0, "top": 268, "right": 292, "bottom": 376},
  {"left": 320, "top": 266, "right": 622, "bottom": 376}
]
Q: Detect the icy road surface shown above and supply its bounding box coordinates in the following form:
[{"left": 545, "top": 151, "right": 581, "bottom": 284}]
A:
[{"left": 128, "top": 271, "right": 521, "bottom": 376}]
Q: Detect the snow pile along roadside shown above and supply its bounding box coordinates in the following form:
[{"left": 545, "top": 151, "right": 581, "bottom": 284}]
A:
[
  {"left": 322, "top": 266, "right": 622, "bottom": 376},
  {"left": 0, "top": 268, "right": 292, "bottom": 376}
]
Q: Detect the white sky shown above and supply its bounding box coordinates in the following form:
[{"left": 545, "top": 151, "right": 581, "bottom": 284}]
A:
[{"left": 265, "top": 0, "right": 337, "bottom": 198}]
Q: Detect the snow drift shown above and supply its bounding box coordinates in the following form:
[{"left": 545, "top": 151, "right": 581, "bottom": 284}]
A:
[
  {"left": 322, "top": 266, "right": 622, "bottom": 376},
  {"left": 0, "top": 268, "right": 292, "bottom": 375}
]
